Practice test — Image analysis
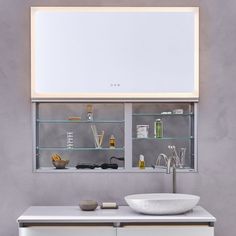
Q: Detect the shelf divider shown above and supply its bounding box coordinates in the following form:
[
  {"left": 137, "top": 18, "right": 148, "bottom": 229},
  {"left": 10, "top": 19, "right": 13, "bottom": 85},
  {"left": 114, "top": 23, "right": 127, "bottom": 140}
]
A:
[{"left": 124, "top": 103, "right": 133, "bottom": 170}]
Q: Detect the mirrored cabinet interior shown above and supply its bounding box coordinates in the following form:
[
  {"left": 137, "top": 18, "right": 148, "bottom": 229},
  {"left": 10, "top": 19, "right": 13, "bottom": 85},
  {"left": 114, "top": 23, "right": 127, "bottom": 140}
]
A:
[{"left": 33, "top": 102, "right": 197, "bottom": 172}]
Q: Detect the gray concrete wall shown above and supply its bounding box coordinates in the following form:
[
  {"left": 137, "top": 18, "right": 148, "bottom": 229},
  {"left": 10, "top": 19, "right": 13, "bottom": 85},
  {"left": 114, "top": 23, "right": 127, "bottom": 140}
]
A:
[{"left": 0, "top": 0, "right": 235, "bottom": 235}]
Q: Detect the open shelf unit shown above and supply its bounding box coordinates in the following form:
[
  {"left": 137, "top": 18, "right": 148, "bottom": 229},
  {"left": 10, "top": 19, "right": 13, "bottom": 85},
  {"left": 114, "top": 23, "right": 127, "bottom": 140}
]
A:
[{"left": 33, "top": 102, "right": 197, "bottom": 172}]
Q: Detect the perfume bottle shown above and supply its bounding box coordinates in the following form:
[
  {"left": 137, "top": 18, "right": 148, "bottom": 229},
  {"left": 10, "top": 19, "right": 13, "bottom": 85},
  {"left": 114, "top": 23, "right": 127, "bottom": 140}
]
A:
[
  {"left": 109, "top": 135, "right": 116, "bottom": 148},
  {"left": 86, "top": 104, "right": 93, "bottom": 121}
]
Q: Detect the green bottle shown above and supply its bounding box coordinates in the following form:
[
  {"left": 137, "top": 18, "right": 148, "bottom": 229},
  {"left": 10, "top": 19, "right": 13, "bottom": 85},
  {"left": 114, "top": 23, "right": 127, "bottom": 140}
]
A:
[{"left": 154, "top": 119, "right": 163, "bottom": 138}]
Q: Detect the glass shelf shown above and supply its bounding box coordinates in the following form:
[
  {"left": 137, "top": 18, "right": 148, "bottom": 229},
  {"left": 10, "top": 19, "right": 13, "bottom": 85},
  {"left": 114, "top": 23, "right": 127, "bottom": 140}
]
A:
[
  {"left": 36, "top": 167, "right": 126, "bottom": 172},
  {"left": 36, "top": 147, "right": 125, "bottom": 151},
  {"left": 133, "top": 113, "right": 193, "bottom": 116},
  {"left": 133, "top": 137, "right": 194, "bottom": 140},
  {"left": 37, "top": 119, "right": 124, "bottom": 123}
]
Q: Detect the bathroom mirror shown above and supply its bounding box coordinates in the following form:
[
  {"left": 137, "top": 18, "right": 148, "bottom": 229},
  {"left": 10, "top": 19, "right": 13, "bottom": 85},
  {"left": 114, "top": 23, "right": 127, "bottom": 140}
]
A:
[{"left": 31, "top": 7, "right": 199, "bottom": 101}]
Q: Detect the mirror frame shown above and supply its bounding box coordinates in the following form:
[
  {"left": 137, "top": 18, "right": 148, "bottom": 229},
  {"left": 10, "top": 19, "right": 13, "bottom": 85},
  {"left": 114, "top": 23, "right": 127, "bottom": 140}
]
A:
[{"left": 31, "top": 7, "right": 199, "bottom": 102}]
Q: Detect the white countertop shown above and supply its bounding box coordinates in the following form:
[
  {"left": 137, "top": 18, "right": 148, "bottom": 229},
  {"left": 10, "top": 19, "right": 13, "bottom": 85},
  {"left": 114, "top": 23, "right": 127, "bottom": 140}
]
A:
[{"left": 18, "top": 206, "right": 216, "bottom": 224}]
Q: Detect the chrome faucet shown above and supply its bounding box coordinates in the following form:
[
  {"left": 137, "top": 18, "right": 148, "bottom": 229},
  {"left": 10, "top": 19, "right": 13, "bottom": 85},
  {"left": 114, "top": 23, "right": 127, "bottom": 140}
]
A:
[
  {"left": 156, "top": 146, "right": 179, "bottom": 193},
  {"left": 156, "top": 153, "right": 169, "bottom": 172}
]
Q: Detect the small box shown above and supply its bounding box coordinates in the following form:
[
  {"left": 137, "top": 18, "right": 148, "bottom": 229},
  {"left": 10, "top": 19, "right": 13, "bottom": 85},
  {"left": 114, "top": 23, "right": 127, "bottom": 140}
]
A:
[{"left": 173, "top": 109, "right": 184, "bottom": 114}]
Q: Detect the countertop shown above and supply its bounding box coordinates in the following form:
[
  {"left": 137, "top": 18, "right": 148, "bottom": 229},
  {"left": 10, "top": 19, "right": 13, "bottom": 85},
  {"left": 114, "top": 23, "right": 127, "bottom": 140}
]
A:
[{"left": 18, "top": 206, "right": 216, "bottom": 225}]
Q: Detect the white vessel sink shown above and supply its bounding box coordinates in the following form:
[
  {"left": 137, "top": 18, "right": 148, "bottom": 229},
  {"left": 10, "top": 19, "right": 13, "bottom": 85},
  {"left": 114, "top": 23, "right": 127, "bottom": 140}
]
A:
[{"left": 125, "top": 193, "right": 200, "bottom": 215}]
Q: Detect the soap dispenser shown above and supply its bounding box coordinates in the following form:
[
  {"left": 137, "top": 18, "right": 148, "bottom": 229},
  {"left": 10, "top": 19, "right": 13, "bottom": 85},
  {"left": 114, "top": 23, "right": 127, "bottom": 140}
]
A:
[{"left": 138, "top": 154, "right": 145, "bottom": 169}]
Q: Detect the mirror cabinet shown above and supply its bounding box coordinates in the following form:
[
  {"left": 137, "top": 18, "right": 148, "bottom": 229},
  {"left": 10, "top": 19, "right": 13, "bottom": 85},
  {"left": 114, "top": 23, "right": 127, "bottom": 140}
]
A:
[
  {"left": 33, "top": 102, "right": 197, "bottom": 172},
  {"left": 31, "top": 7, "right": 199, "bottom": 172}
]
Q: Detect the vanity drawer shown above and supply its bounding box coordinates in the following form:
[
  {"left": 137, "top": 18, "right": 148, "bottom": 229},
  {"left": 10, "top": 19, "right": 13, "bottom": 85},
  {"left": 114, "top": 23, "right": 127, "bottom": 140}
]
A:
[
  {"left": 19, "top": 226, "right": 116, "bottom": 236},
  {"left": 117, "top": 225, "right": 214, "bottom": 236}
]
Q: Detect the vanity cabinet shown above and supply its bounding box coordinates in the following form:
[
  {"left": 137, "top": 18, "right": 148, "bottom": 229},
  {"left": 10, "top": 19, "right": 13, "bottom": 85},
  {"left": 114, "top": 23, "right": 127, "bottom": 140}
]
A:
[
  {"left": 19, "top": 226, "right": 116, "bottom": 236},
  {"left": 19, "top": 225, "right": 213, "bottom": 236},
  {"left": 34, "top": 102, "right": 196, "bottom": 172},
  {"left": 17, "top": 206, "right": 215, "bottom": 236},
  {"left": 117, "top": 225, "right": 213, "bottom": 236}
]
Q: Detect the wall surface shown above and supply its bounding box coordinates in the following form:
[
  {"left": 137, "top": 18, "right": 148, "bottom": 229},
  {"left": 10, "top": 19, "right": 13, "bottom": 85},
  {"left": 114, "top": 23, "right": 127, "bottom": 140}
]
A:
[{"left": 0, "top": 0, "right": 236, "bottom": 235}]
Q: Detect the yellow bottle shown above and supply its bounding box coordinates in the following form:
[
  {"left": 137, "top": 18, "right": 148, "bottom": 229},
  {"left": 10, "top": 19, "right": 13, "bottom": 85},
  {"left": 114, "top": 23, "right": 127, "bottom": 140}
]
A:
[
  {"left": 139, "top": 154, "right": 145, "bottom": 169},
  {"left": 109, "top": 135, "right": 116, "bottom": 148}
]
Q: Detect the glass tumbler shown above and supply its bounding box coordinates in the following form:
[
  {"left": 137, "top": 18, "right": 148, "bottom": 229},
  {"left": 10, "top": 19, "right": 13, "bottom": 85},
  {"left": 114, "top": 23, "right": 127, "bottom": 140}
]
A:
[{"left": 179, "top": 147, "right": 186, "bottom": 168}]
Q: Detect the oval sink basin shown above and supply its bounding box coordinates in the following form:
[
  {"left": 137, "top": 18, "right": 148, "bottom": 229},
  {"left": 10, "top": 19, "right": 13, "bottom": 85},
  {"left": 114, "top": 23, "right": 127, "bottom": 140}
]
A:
[{"left": 125, "top": 193, "right": 200, "bottom": 215}]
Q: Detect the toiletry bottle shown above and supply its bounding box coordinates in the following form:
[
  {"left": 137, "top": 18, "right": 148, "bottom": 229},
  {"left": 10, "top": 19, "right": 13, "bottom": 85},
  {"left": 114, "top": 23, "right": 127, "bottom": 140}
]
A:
[
  {"left": 66, "top": 131, "right": 74, "bottom": 149},
  {"left": 139, "top": 154, "right": 145, "bottom": 169},
  {"left": 154, "top": 118, "right": 163, "bottom": 138},
  {"left": 86, "top": 104, "right": 93, "bottom": 121},
  {"left": 109, "top": 135, "right": 116, "bottom": 148}
]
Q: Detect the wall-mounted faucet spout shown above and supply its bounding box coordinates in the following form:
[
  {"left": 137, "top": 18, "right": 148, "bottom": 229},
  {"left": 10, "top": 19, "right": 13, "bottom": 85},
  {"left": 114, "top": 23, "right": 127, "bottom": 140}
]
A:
[
  {"left": 156, "top": 152, "right": 177, "bottom": 193},
  {"left": 156, "top": 153, "right": 172, "bottom": 174},
  {"left": 156, "top": 154, "right": 168, "bottom": 170}
]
